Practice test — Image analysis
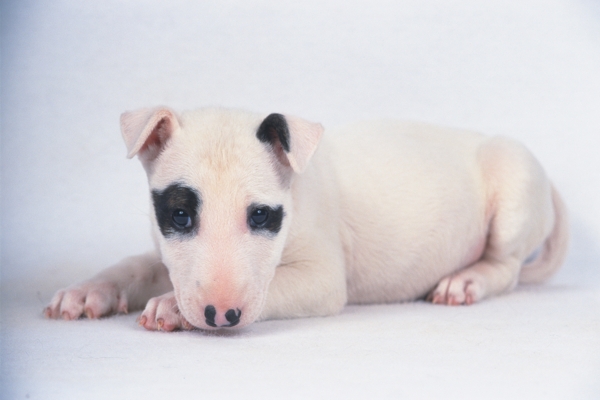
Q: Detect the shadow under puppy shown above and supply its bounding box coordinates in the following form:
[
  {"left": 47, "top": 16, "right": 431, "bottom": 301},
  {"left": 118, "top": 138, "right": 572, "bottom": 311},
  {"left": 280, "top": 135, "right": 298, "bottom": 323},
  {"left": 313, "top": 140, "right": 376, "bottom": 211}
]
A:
[{"left": 45, "top": 107, "right": 569, "bottom": 331}]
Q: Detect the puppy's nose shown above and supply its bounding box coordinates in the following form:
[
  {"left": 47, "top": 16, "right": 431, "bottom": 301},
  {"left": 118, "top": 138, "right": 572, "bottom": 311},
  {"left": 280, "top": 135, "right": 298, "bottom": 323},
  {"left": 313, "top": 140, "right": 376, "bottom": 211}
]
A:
[
  {"left": 204, "top": 305, "right": 242, "bottom": 328},
  {"left": 204, "top": 305, "right": 217, "bottom": 327},
  {"left": 225, "top": 308, "right": 241, "bottom": 327}
]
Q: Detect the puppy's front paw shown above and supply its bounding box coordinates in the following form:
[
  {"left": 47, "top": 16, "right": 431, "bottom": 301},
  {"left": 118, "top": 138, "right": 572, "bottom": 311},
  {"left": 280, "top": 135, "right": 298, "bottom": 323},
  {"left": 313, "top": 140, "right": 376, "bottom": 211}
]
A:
[
  {"left": 44, "top": 280, "right": 128, "bottom": 320},
  {"left": 138, "top": 292, "right": 193, "bottom": 332},
  {"left": 428, "top": 274, "right": 484, "bottom": 306}
]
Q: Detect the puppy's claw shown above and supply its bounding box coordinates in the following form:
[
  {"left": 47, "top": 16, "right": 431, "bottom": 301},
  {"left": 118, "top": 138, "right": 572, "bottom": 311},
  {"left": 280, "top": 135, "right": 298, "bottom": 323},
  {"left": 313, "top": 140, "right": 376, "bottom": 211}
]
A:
[
  {"left": 465, "top": 294, "right": 473, "bottom": 305},
  {"left": 138, "top": 315, "right": 147, "bottom": 327},
  {"left": 85, "top": 308, "right": 94, "bottom": 319},
  {"left": 117, "top": 292, "right": 128, "bottom": 314},
  {"left": 157, "top": 318, "right": 164, "bottom": 330}
]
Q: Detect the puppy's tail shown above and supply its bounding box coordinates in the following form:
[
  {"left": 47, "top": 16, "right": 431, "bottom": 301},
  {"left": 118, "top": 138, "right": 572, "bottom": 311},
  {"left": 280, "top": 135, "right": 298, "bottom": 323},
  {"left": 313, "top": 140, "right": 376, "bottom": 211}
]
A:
[{"left": 519, "top": 185, "right": 569, "bottom": 284}]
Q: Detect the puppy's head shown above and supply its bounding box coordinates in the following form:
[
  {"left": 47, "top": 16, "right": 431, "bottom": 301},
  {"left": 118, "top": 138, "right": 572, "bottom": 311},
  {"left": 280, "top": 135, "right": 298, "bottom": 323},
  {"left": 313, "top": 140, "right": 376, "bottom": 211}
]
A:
[{"left": 120, "top": 107, "right": 323, "bottom": 329}]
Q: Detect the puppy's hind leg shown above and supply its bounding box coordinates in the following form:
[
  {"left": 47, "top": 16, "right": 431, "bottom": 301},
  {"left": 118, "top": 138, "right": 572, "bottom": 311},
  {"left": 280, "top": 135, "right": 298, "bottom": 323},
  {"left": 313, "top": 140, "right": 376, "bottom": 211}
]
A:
[{"left": 430, "top": 137, "right": 556, "bottom": 305}]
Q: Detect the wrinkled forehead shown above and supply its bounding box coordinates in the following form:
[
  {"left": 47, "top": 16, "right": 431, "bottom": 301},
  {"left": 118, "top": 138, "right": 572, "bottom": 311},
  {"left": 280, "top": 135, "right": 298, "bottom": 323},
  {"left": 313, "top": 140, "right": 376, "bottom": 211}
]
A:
[{"left": 149, "top": 109, "right": 282, "bottom": 202}]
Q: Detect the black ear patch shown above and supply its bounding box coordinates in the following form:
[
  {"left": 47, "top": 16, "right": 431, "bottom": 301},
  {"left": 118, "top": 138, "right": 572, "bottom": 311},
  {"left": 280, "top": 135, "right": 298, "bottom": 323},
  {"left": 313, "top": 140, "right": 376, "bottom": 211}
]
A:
[
  {"left": 256, "top": 113, "right": 290, "bottom": 153},
  {"left": 152, "top": 183, "right": 201, "bottom": 238}
]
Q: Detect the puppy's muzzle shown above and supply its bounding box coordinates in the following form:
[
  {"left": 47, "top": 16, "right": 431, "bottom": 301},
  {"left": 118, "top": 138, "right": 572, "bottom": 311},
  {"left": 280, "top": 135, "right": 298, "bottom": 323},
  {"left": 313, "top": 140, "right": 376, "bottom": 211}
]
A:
[{"left": 204, "top": 305, "right": 242, "bottom": 328}]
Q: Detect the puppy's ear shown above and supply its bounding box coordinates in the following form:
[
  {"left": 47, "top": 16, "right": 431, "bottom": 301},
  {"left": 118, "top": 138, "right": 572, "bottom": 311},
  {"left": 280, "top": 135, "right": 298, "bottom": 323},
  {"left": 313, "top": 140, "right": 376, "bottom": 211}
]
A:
[
  {"left": 256, "top": 113, "right": 324, "bottom": 173},
  {"left": 120, "top": 107, "right": 180, "bottom": 163}
]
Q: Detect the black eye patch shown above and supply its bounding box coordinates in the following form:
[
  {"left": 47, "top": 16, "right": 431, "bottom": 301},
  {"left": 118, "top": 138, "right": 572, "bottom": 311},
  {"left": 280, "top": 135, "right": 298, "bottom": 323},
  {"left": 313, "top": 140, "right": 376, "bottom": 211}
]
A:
[
  {"left": 152, "top": 183, "right": 201, "bottom": 238},
  {"left": 247, "top": 203, "right": 284, "bottom": 236}
]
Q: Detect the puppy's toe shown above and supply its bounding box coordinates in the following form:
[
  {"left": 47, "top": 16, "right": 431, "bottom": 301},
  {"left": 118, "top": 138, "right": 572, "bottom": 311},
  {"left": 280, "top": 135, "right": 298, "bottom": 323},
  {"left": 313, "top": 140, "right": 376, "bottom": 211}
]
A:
[
  {"left": 59, "top": 289, "right": 87, "bottom": 320},
  {"left": 155, "top": 295, "right": 180, "bottom": 331},
  {"left": 446, "top": 277, "right": 468, "bottom": 305},
  {"left": 44, "top": 290, "right": 66, "bottom": 319},
  {"left": 83, "top": 287, "right": 119, "bottom": 319},
  {"left": 428, "top": 276, "right": 452, "bottom": 305},
  {"left": 139, "top": 297, "right": 160, "bottom": 330}
]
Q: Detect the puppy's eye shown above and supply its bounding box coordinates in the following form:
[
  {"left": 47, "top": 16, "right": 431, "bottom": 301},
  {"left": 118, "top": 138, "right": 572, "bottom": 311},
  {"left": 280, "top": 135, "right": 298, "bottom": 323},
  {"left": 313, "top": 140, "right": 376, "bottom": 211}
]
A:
[
  {"left": 172, "top": 209, "right": 192, "bottom": 228},
  {"left": 250, "top": 208, "right": 269, "bottom": 227}
]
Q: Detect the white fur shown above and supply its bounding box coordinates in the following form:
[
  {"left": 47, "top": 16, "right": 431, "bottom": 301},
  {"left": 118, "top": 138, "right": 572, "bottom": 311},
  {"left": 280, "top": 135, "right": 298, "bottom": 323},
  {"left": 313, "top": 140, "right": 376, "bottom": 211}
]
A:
[{"left": 45, "top": 108, "right": 568, "bottom": 330}]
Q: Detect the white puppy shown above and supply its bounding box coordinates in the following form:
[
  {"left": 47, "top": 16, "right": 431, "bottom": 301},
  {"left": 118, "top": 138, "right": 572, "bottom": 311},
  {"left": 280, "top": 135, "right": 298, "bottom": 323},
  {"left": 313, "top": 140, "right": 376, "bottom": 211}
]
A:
[{"left": 45, "top": 107, "right": 568, "bottom": 331}]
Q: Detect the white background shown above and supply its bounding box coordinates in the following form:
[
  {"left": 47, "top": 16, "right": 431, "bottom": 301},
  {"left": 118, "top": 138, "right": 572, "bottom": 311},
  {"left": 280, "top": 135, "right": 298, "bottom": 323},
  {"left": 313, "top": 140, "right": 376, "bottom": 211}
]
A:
[{"left": 1, "top": 1, "right": 599, "bottom": 399}]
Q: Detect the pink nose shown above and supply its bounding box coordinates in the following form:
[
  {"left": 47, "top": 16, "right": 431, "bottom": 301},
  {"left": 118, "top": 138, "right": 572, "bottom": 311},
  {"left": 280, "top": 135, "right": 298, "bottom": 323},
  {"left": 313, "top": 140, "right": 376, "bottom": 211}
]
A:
[{"left": 204, "top": 305, "right": 241, "bottom": 327}]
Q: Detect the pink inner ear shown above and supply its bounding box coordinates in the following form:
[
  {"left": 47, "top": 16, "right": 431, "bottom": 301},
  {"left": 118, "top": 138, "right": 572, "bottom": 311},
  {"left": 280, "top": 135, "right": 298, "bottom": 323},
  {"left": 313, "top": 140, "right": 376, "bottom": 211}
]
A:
[
  {"left": 140, "top": 117, "right": 171, "bottom": 158},
  {"left": 121, "top": 107, "right": 180, "bottom": 160},
  {"left": 267, "top": 127, "right": 292, "bottom": 169},
  {"left": 284, "top": 116, "right": 324, "bottom": 173}
]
